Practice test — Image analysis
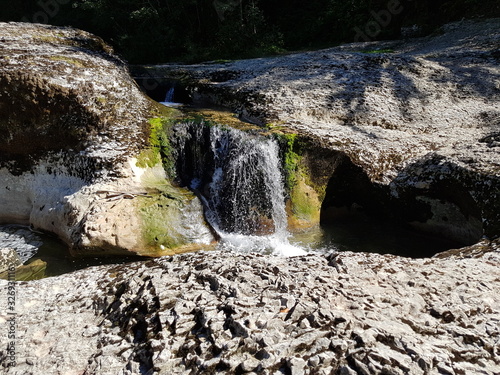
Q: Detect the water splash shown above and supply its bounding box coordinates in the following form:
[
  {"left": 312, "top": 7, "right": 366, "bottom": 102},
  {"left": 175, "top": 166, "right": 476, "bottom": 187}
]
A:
[{"left": 172, "top": 121, "right": 307, "bottom": 257}]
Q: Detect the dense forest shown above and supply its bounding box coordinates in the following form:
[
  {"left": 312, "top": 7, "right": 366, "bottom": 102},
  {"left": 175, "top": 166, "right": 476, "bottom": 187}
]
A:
[{"left": 1, "top": 0, "right": 499, "bottom": 64}]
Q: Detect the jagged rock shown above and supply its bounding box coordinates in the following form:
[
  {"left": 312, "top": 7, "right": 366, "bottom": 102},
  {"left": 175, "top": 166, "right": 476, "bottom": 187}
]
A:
[
  {"left": 0, "top": 248, "right": 21, "bottom": 273},
  {"left": 0, "top": 247, "right": 499, "bottom": 374},
  {"left": 0, "top": 23, "right": 215, "bottom": 256},
  {"left": 0, "top": 226, "right": 43, "bottom": 263},
  {"left": 135, "top": 18, "right": 500, "bottom": 245}
]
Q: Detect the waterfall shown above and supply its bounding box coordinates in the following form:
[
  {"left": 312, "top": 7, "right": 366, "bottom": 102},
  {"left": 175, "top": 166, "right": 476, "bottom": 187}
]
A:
[
  {"left": 172, "top": 121, "right": 306, "bottom": 256},
  {"left": 160, "top": 87, "right": 181, "bottom": 107},
  {"left": 164, "top": 87, "right": 175, "bottom": 102},
  {"left": 205, "top": 126, "right": 287, "bottom": 235}
]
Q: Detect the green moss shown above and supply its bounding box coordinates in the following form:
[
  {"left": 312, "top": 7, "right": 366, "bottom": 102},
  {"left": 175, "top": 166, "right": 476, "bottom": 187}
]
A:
[
  {"left": 180, "top": 107, "right": 260, "bottom": 131},
  {"left": 208, "top": 59, "right": 234, "bottom": 64},
  {"left": 289, "top": 176, "right": 321, "bottom": 222},
  {"left": 361, "top": 49, "right": 395, "bottom": 54},
  {"left": 136, "top": 116, "right": 175, "bottom": 175},
  {"left": 138, "top": 180, "right": 199, "bottom": 254},
  {"left": 275, "top": 132, "right": 302, "bottom": 189},
  {"left": 140, "top": 186, "right": 183, "bottom": 249},
  {"left": 135, "top": 110, "right": 212, "bottom": 254},
  {"left": 0, "top": 259, "right": 48, "bottom": 281},
  {"left": 136, "top": 148, "right": 161, "bottom": 168},
  {"left": 35, "top": 35, "right": 62, "bottom": 44},
  {"left": 273, "top": 131, "right": 331, "bottom": 228}
]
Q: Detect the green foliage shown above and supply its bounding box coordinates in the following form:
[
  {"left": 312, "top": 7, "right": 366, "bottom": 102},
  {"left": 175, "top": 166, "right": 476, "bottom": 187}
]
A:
[
  {"left": 213, "top": 2, "right": 284, "bottom": 59},
  {"left": 0, "top": 0, "right": 498, "bottom": 63}
]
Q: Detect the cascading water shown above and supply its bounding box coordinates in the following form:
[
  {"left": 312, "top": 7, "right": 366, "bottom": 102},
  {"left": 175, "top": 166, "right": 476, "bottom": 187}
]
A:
[
  {"left": 172, "top": 121, "right": 306, "bottom": 256},
  {"left": 164, "top": 87, "right": 175, "bottom": 102},
  {"left": 160, "top": 87, "right": 181, "bottom": 107}
]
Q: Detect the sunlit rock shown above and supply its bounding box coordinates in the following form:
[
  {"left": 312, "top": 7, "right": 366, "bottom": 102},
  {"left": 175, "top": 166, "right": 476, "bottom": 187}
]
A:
[{"left": 0, "top": 23, "right": 215, "bottom": 256}]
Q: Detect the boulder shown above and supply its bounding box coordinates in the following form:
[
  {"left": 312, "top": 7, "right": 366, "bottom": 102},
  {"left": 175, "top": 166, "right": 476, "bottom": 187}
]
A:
[{"left": 0, "top": 23, "right": 215, "bottom": 256}]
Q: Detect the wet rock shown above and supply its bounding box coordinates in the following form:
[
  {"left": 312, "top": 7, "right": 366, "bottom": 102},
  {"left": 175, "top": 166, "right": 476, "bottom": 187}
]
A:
[
  {"left": 0, "top": 248, "right": 21, "bottom": 273},
  {"left": 0, "top": 23, "right": 215, "bottom": 256},
  {"left": 0, "top": 226, "right": 43, "bottom": 263}
]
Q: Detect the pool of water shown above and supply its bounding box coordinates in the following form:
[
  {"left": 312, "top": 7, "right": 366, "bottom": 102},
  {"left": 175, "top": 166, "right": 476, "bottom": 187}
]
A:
[
  {"left": 1, "top": 216, "right": 462, "bottom": 280},
  {"left": 290, "top": 216, "right": 462, "bottom": 258},
  {"left": 0, "top": 225, "right": 143, "bottom": 281}
]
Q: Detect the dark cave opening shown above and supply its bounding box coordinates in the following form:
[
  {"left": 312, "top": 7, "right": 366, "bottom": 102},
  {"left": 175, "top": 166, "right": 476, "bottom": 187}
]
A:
[{"left": 318, "top": 156, "right": 482, "bottom": 258}]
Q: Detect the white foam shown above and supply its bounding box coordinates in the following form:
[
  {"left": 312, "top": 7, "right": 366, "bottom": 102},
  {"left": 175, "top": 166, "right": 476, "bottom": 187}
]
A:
[
  {"left": 217, "top": 232, "right": 307, "bottom": 257},
  {"left": 160, "top": 101, "right": 182, "bottom": 107}
]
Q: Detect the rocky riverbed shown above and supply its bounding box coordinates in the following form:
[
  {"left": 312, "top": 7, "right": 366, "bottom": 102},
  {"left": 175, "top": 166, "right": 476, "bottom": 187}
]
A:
[{"left": 1, "top": 244, "right": 499, "bottom": 375}]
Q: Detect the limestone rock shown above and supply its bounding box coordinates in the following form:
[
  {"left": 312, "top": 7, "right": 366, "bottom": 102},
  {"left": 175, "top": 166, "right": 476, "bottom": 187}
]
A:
[
  {"left": 135, "top": 18, "right": 500, "bottom": 244},
  {"left": 0, "top": 247, "right": 499, "bottom": 374},
  {"left": 0, "top": 226, "right": 43, "bottom": 263},
  {"left": 0, "top": 248, "right": 21, "bottom": 273},
  {"left": 0, "top": 23, "right": 215, "bottom": 256}
]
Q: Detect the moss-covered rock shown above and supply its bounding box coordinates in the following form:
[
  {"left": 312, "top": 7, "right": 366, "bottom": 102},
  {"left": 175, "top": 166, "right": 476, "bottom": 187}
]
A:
[{"left": 0, "top": 23, "right": 215, "bottom": 257}]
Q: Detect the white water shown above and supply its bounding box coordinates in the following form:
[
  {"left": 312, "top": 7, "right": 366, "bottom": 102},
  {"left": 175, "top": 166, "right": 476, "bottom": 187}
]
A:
[
  {"left": 160, "top": 87, "right": 182, "bottom": 107},
  {"left": 207, "top": 126, "right": 306, "bottom": 256},
  {"left": 174, "top": 122, "right": 307, "bottom": 257}
]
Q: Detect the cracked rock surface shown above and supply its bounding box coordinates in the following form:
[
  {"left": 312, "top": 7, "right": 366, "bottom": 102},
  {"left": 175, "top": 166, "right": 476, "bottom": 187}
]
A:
[{"left": 1, "top": 243, "right": 499, "bottom": 374}]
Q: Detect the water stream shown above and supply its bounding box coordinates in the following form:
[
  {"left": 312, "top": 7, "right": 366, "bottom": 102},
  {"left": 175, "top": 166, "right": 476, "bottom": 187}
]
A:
[
  {"left": 172, "top": 121, "right": 306, "bottom": 256},
  {"left": 160, "top": 86, "right": 182, "bottom": 107}
]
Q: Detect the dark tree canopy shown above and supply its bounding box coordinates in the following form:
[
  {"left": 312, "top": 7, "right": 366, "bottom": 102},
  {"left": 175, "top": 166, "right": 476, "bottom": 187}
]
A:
[{"left": 1, "top": 0, "right": 498, "bottom": 64}]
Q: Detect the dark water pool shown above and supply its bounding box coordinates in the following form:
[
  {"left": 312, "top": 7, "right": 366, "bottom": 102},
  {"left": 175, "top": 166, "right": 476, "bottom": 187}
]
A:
[
  {"left": 290, "top": 216, "right": 462, "bottom": 258},
  {"left": 1, "top": 216, "right": 462, "bottom": 281},
  {"left": 0, "top": 225, "right": 143, "bottom": 281}
]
